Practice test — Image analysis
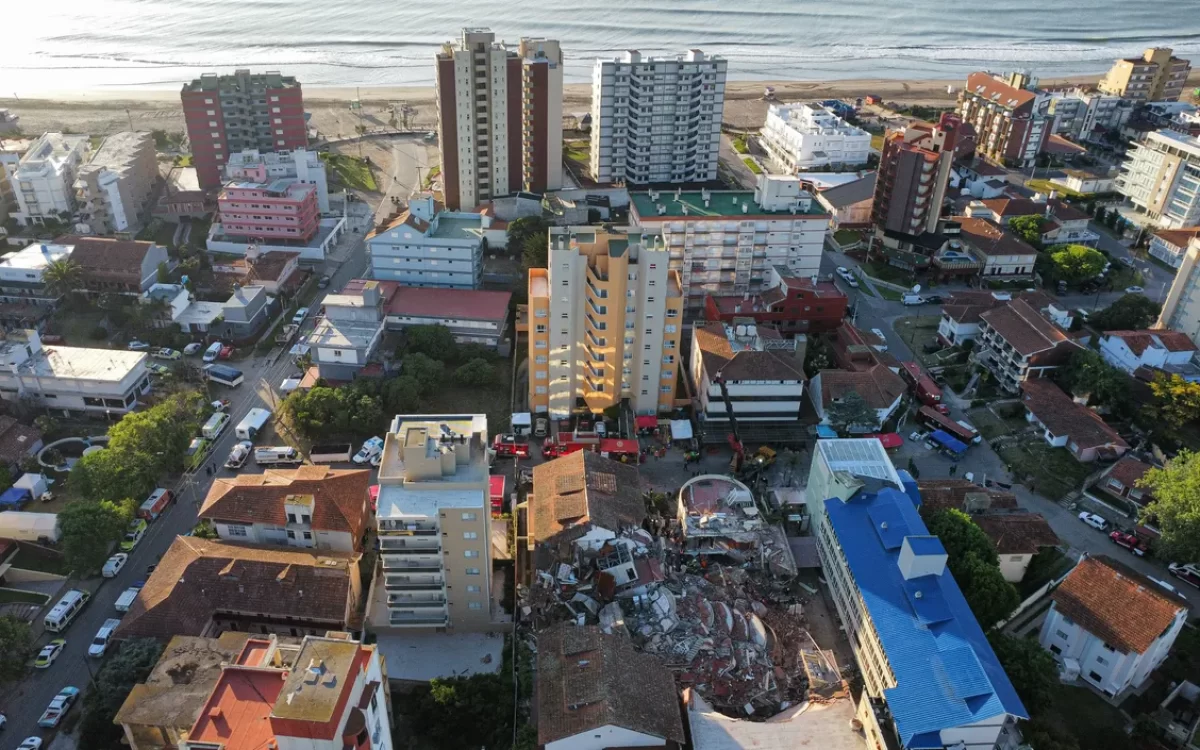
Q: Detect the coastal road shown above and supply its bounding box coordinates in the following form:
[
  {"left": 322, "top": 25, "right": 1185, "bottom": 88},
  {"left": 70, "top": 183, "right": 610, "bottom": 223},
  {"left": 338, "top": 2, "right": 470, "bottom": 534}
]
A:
[{"left": 0, "top": 216, "right": 373, "bottom": 750}]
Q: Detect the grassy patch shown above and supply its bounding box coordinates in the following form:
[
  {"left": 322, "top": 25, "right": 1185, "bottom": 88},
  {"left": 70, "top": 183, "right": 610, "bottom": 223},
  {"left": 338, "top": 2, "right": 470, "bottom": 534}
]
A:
[
  {"left": 742, "top": 157, "right": 763, "bottom": 175},
  {"left": 0, "top": 588, "right": 50, "bottom": 605},
  {"left": 1026, "top": 178, "right": 1091, "bottom": 200},
  {"left": 137, "top": 217, "right": 178, "bottom": 248},
  {"left": 732, "top": 135, "right": 749, "bottom": 154},
  {"left": 995, "top": 441, "right": 1092, "bottom": 501},
  {"left": 423, "top": 165, "right": 441, "bottom": 189},
  {"left": 1040, "top": 684, "right": 1133, "bottom": 750},
  {"left": 564, "top": 140, "right": 589, "bottom": 163},
  {"left": 861, "top": 260, "right": 915, "bottom": 286},
  {"left": 870, "top": 134, "right": 884, "bottom": 151},
  {"left": 966, "top": 406, "right": 1025, "bottom": 441},
  {"left": 833, "top": 229, "right": 863, "bottom": 246},
  {"left": 320, "top": 152, "right": 378, "bottom": 191},
  {"left": 891, "top": 316, "right": 940, "bottom": 358},
  {"left": 877, "top": 286, "right": 902, "bottom": 302},
  {"left": 10, "top": 546, "right": 69, "bottom": 575},
  {"left": 47, "top": 306, "right": 109, "bottom": 346}
]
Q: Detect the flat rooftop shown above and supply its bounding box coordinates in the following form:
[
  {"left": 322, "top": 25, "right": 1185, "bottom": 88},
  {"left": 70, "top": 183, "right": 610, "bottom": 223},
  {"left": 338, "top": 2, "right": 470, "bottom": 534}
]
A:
[
  {"left": 4, "top": 344, "right": 146, "bottom": 382},
  {"left": 176, "top": 301, "right": 225, "bottom": 327},
  {"left": 630, "top": 190, "right": 826, "bottom": 219},
  {"left": 817, "top": 438, "right": 902, "bottom": 484},
  {"left": 372, "top": 630, "right": 502, "bottom": 682},
  {"left": 376, "top": 414, "right": 490, "bottom": 512},
  {"left": 88, "top": 131, "right": 153, "bottom": 171},
  {"left": 306, "top": 317, "right": 381, "bottom": 349},
  {"left": 1, "top": 243, "right": 73, "bottom": 271},
  {"left": 431, "top": 215, "right": 484, "bottom": 241},
  {"left": 273, "top": 637, "right": 361, "bottom": 722}
]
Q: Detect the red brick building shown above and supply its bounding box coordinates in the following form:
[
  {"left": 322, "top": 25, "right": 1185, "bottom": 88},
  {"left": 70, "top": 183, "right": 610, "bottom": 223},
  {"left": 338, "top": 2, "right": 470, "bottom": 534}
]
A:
[
  {"left": 182, "top": 70, "right": 307, "bottom": 190},
  {"left": 703, "top": 266, "right": 847, "bottom": 334}
]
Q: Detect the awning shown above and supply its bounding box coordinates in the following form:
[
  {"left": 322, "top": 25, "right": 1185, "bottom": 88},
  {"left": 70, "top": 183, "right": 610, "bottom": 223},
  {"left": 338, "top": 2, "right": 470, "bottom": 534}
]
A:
[
  {"left": 870, "top": 432, "right": 903, "bottom": 449},
  {"left": 929, "top": 430, "right": 967, "bottom": 454},
  {"left": 289, "top": 343, "right": 311, "bottom": 356},
  {"left": 489, "top": 475, "right": 505, "bottom": 499},
  {"left": 280, "top": 377, "right": 302, "bottom": 393},
  {"left": 670, "top": 420, "right": 693, "bottom": 440},
  {"left": 600, "top": 438, "right": 639, "bottom": 454},
  {"left": 511, "top": 413, "right": 532, "bottom": 427},
  {"left": 635, "top": 415, "right": 658, "bottom": 429}
]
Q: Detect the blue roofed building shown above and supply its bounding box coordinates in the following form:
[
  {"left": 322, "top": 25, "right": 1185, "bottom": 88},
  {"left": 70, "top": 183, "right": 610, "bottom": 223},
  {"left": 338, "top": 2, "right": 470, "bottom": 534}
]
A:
[{"left": 813, "top": 447, "right": 1027, "bottom": 750}]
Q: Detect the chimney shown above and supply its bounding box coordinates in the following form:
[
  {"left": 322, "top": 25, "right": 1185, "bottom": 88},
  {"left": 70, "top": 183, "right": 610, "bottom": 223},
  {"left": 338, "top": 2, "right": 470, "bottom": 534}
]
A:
[{"left": 898, "top": 536, "right": 948, "bottom": 580}]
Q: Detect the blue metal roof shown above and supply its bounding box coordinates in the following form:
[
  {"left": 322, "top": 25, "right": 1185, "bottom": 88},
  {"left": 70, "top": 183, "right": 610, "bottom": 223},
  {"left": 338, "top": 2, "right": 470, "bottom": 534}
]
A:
[
  {"left": 929, "top": 430, "right": 967, "bottom": 454},
  {"left": 823, "top": 476, "right": 1027, "bottom": 747}
]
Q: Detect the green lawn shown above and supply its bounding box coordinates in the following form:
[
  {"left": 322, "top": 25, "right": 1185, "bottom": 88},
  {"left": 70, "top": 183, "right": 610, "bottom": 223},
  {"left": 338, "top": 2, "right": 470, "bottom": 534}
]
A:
[
  {"left": 564, "top": 140, "right": 589, "bottom": 163},
  {"left": 861, "top": 260, "right": 915, "bottom": 286},
  {"left": 742, "top": 157, "right": 763, "bottom": 175},
  {"left": 10, "top": 546, "right": 69, "bottom": 575},
  {"left": 1040, "top": 684, "right": 1133, "bottom": 750},
  {"left": 48, "top": 306, "right": 109, "bottom": 346},
  {"left": 892, "top": 316, "right": 941, "bottom": 359},
  {"left": 870, "top": 134, "right": 884, "bottom": 151},
  {"left": 966, "top": 406, "right": 1026, "bottom": 441},
  {"left": 833, "top": 229, "right": 863, "bottom": 246},
  {"left": 877, "top": 286, "right": 902, "bottom": 302},
  {"left": 732, "top": 135, "right": 749, "bottom": 154},
  {"left": 995, "top": 441, "right": 1092, "bottom": 501},
  {"left": 423, "top": 165, "right": 441, "bottom": 189},
  {"left": 136, "top": 217, "right": 178, "bottom": 247},
  {"left": 321, "top": 152, "right": 378, "bottom": 191},
  {"left": 0, "top": 588, "right": 51, "bottom": 605},
  {"left": 1026, "top": 178, "right": 1092, "bottom": 200}
]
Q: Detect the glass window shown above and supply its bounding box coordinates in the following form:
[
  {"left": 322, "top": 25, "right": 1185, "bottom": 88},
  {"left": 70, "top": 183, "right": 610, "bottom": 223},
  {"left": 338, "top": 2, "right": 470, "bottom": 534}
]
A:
[{"left": 461, "top": 512, "right": 477, "bottom": 521}]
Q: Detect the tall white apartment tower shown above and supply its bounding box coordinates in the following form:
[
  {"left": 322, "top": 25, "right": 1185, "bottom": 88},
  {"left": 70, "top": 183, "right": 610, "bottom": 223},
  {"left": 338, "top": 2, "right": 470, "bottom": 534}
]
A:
[{"left": 590, "top": 50, "right": 727, "bottom": 185}]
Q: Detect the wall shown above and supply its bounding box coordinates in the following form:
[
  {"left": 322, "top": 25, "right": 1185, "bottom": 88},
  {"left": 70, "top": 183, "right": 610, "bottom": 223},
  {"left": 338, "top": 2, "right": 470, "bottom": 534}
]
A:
[{"left": 998, "top": 553, "right": 1032, "bottom": 583}]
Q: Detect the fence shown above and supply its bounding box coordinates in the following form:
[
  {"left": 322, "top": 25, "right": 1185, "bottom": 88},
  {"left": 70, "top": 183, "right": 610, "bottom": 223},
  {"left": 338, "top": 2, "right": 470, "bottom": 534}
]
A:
[{"left": 996, "top": 552, "right": 1080, "bottom": 632}]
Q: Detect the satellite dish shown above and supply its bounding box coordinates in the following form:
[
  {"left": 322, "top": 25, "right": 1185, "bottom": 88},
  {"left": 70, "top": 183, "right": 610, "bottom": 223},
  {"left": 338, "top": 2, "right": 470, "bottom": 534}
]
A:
[{"left": 912, "top": 284, "right": 922, "bottom": 293}]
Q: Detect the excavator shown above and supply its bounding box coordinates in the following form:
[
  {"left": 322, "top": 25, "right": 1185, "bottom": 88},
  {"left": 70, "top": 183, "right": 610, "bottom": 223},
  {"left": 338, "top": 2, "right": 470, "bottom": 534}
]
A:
[{"left": 713, "top": 371, "right": 775, "bottom": 477}]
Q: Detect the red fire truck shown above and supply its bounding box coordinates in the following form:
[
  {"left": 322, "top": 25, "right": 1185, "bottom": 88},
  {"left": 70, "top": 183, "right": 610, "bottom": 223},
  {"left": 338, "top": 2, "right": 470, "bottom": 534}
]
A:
[
  {"left": 900, "top": 362, "right": 947, "bottom": 411},
  {"left": 492, "top": 434, "right": 531, "bottom": 458}
]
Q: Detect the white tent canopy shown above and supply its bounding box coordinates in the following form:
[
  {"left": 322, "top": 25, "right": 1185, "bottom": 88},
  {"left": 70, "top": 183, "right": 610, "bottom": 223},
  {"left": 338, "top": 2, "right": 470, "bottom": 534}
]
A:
[{"left": 670, "top": 420, "right": 693, "bottom": 440}]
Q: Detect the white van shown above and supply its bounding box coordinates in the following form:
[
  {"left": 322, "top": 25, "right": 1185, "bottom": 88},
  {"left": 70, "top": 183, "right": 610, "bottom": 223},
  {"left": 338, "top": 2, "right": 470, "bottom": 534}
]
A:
[
  {"left": 202, "top": 412, "right": 231, "bottom": 440},
  {"left": 115, "top": 586, "right": 140, "bottom": 613},
  {"left": 45, "top": 589, "right": 90, "bottom": 633},
  {"left": 254, "top": 446, "right": 302, "bottom": 466},
  {"left": 203, "top": 341, "right": 223, "bottom": 363},
  {"left": 901, "top": 294, "right": 925, "bottom": 306},
  {"left": 88, "top": 618, "right": 122, "bottom": 658}
]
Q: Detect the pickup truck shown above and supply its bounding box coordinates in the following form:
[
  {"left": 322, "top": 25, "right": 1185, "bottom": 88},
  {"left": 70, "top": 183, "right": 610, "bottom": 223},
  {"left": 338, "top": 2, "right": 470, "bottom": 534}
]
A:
[
  {"left": 1169, "top": 562, "right": 1200, "bottom": 589},
  {"left": 38, "top": 687, "right": 79, "bottom": 728},
  {"left": 1108, "top": 531, "right": 1148, "bottom": 556}
]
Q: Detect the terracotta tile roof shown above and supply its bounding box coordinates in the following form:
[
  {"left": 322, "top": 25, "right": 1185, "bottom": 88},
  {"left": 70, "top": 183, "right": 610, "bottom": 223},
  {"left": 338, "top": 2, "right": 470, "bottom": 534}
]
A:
[
  {"left": 56, "top": 235, "right": 156, "bottom": 282},
  {"left": 980, "top": 298, "right": 1074, "bottom": 356},
  {"left": 818, "top": 364, "right": 907, "bottom": 410},
  {"left": 1105, "top": 455, "right": 1154, "bottom": 491},
  {"left": 116, "top": 537, "right": 357, "bottom": 641},
  {"left": 199, "top": 467, "right": 371, "bottom": 542},
  {"left": 693, "top": 323, "right": 804, "bottom": 381},
  {"left": 953, "top": 216, "right": 1038, "bottom": 258},
  {"left": 1020, "top": 379, "right": 1128, "bottom": 452},
  {"left": 1051, "top": 555, "right": 1187, "bottom": 654},
  {"left": 385, "top": 286, "right": 511, "bottom": 322},
  {"left": 1152, "top": 227, "right": 1200, "bottom": 249},
  {"left": 1045, "top": 134, "right": 1088, "bottom": 155},
  {"left": 1103, "top": 330, "right": 1198, "bottom": 356},
  {"left": 530, "top": 451, "right": 646, "bottom": 546},
  {"left": 966, "top": 72, "right": 1037, "bottom": 109},
  {"left": 537, "top": 624, "right": 685, "bottom": 746},
  {"left": 916, "top": 479, "right": 1019, "bottom": 514},
  {"left": 0, "top": 415, "right": 41, "bottom": 465},
  {"left": 973, "top": 514, "right": 1060, "bottom": 555},
  {"left": 366, "top": 209, "right": 429, "bottom": 240}
]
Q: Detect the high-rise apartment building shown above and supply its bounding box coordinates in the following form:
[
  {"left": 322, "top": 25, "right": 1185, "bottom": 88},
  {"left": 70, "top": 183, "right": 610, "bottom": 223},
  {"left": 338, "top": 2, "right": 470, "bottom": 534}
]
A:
[
  {"left": 9, "top": 132, "right": 89, "bottom": 226},
  {"left": 1157, "top": 237, "right": 1200, "bottom": 346},
  {"left": 181, "top": 69, "right": 307, "bottom": 190},
  {"left": 873, "top": 113, "right": 963, "bottom": 239},
  {"left": 74, "top": 131, "right": 157, "bottom": 235},
  {"left": 628, "top": 178, "right": 830, "bottom": 316},
  {"left": 1099, "top": 47, "right": 1192, "bottom": 102},
  {"left": 519, "top": 38, "right": 563, "bottom": 194},
  {"left": 371, "top": 414, "right": 501, "bottom": 632},
  {"left": 590, "top": 50, "right": 726, "bottom": 185},
  {"left": 528, "top": 227, "right": 684, "bottom": 418},
  {"left": 957, "top": 72, "right": 1050, "bottom": 167},
  {"left": 1116, "top": 129, "right": 1200, "bottom": 229},
  {"left": 435, "top": 30, "right": 563, "bottom": 210}
]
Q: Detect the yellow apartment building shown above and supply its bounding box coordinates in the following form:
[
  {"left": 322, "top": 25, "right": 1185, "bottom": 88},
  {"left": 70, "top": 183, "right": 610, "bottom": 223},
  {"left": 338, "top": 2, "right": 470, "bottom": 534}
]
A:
[{"left": 1099, "top": 47, "right": 1191, "bottom": 102}]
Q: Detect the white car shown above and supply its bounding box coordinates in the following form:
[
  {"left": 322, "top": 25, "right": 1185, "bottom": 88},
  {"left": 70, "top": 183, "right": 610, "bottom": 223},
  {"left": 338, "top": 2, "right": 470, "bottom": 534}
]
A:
[
  {"left": 225, "top": 440, "right": 254, "bottom": 470},
  {"left": 102, "top": 552, "right": 128, "bottom": 578},
  {"left": 353, "top": 436, "right": 385, "bottom": 464},
  {"left": 1078, "top": 511, "right": 1109, "bottom": 531},
  {"left": 292, "top": 307, "right": 310, "bottom": 325},
  {"left": 1125, "top": 286, "right": 1145, "bottom": 295},
  {"left": 18, "top": 738, "right": 42, "bottom": 750},
  {"left": 870, "top": 328, "right": 888, "bottom": 351},
  {"left": 836, "top": 266, "right": 859, "bottom": 288},
  {"left": 183, "top": 342, "right": 204, "bottom": 355}
]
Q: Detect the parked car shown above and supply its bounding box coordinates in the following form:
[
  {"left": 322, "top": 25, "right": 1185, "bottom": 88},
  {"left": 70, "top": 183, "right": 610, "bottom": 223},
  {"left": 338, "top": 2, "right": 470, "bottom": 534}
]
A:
[
  {"left": 924, "top": 294, "right": 944, "bottom": 305},
  {"left": 211, "top": 399, "right": 231, "bottom": 412},
  {"left": 154, "top": 347, "right": 181, "bottom": 361},
  {"left": 533, "top": 417, "right": 549, "bottom": 438},
  {"left": 38, "top": 687, "right": 79, "bottom": 728},
  {"left": 835, "top": 267, "right": 859, "bottom": 288},
  {"left": 120, "top": 520, "right": 148, "bottom": 552},
  {"left": 1168, "top": 562, "right": 1200, "bottom": 589},
  {"left": 1078, "top": 511, "right": 1109, "bottom": 531},
  {"left": 147, "top": 363, "right": 171, "bottom": 376},
  {"left": 318, "top": 276, "right": 331, "bottom": 289},
  {"left": 34, "top": 640, "right": 65, "bottom": 669},
  {"left": 183, "top": 342, "right": 204, "bottom": 356},
  {"left": 225, "top": 440, "right": 254, "bottom": 470},
  {"left": 1108, "top": 531, "right": 1147, "bottom": 556},
  {"left": 292, "top": 307, "right": 310, "bottom": 325},
  {"left": 102, "top": 553, "right": 128, "bottom": 578},
  {"left": 218, "top": 345, "right": 234, "bottom": 360},
  {"left": 353, "top": 436, "right": 385, "bottom": 464},
  {"left": 127, "top": 340, "right": 150, "bottom": 351},
  {"left": 869, "top": 328, "right": 888, "bottom": 351},
  {"left": 1125, "top": 286, "right": 1145, "bottom": 295},
  {"left": 901, "top": 294, "right": 925, "bottom": 306},
  {"left": 17, "top": 738, "right": 42, "bottom": 750},
  {"left": 1119, "top": 257, "right": 1135, "bottom": 268}
]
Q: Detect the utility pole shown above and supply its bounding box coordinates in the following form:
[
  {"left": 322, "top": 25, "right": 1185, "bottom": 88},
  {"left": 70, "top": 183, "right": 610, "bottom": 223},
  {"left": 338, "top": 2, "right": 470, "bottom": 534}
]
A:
[{"left": 125, "top": 107, "right": 135, "bottom": 132}]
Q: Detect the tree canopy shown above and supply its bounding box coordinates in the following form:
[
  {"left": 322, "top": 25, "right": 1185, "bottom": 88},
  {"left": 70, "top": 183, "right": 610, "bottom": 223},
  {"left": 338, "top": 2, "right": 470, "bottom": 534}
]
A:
[
  {"left": 284, "top": 383, "right": 385, "bottom": 438},
  {"left": 404, "top": 324, "right": 458, "bottom": 362},
  {"left": 1008, "top": 215, "right": 1045, "bottom": 249},
  {"left": 988, "top": 632, "right": 1060, "bottom": 708},
  {"left": 78, "top": 638, "right": 164, "bottom": 750},
  {"left": 925, "top": 508, "right": 1018, "bottom": 627},
  {"left": 826, "top": 391, "right": 879, "bottom": 433},
  {"left": 1089, "top": 294, "right": 1161, "bottom": 331},
  {"left": 1147, "top": 372, "right": 1200, "bottom": 431},
  {"left": 43, "top": 259, "right": 83, "bottom": 299},
  {"left": 925, "top": 508, "right": 998, "bottom": 567},
  {"left": 1056, "top": 348, "right": 1129, "bottom": 414},
  {"left": 454, "top": 357, "right": 497, "bottom": 387},
  {"left": 405, "top": 673, "right": 517, "bottom": 750},
  {"left": 509, "top": 216, "right": 550, "bottom": 270},
  {"left": 0, "top": 615, "right": 32, "bottom": 684},
  {"left": 1139, "top": 450, "right": 1200, "bottom": 561},
  {"left": 59, "top": 499, "right": 131, "bottom": 575},
  {"left": 1048, "top": 244, "right": 1106, "bottom": 282}
]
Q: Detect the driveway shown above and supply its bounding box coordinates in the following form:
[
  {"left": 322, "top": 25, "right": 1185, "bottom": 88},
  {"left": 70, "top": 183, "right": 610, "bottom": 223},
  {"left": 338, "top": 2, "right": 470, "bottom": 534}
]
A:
[{"left": 718, "top": 134, "right": 759, "bottom": 189}]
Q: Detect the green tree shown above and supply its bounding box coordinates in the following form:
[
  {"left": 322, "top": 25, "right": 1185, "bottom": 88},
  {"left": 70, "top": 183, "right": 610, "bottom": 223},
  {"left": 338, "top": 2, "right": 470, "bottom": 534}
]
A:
[
  {"left": 404, "top": 325, "right": 458, "bottom": 362},
  {"left": 407, "top": 673, "right": 515, "bottom": 749},
  {"left": 43, "top": 258, "right": 84, "bottom": 299},
  {"left": 383, "top": 376, "right": 423, "bottom": 413},
  {"left": 191, "top": 519, "right": 220, "bottom": 540},
  {"left": 156, "top": 262, "right": 171, "bottom": 284},
  {"left": 58, "top": 499, "right": 131, "bottom": 574},
  {"left": 803, "top": 335, "right": 833, "bottom": 378},
  {"left": 70, "top": 447, "right": 158, "bottom": 503},
  {"left": 1008, "top": 215, "right": 1045, "bottom": 248},
  {"left": 1048, "top": 244, "right": 1106, "bottom": 282},
  {"left": 0, "top": 615, "right": 32, "bottom": 684},
  {"left": 508, "top": 216, "right": 550, "bottom": 269},
  {"left": 826, "top": 391, "right": 879, "bottom": 433},
  {"left": 1139, "top": 450, "right": 1200, "bottom": 561},
  {"left": 454, "top": 358, "right": 496, "bottom": 387},
  {"left": 1020, "top": 719, "right": 1080, "bottom": 750},
  {"left": 1088, "top": 294, "right": 1161, "bottom": 330},
  {"left": 988, "top": 632, "right": 1060, "bottom": 708},
  {"left": 403, "top": 352, "right": 446, "bottom": 393},
  {"left": 957, "top": 553, "right": 1020, "bottom": 627},
  {"left": 78, "top": 638, "right": 164, "bottom": 750},
  {"left": 1056, "top": 349, "right": 1128, "bottom": 413},
  {"left": 925, "top": 508, "right": 998, "bottom": 567},
  {"left": 1148, "top": 372, "right": 1200, "bottom": 431}
]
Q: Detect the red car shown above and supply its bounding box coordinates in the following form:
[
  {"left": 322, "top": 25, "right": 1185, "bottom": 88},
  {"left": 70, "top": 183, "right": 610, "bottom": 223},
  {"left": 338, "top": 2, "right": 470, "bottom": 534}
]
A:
[
  {"left": 1109, "top": 531, "right": 1148, "bottom": 557},
  {"left": 218, "top": 345, "right": 234, "bottom": 360}
]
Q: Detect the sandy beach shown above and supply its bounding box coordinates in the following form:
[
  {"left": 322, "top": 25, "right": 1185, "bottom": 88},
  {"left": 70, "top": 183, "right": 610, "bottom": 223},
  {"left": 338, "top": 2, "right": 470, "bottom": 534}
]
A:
[{"left": 2, "top": 71, "right": 1197, "bottom": 142}]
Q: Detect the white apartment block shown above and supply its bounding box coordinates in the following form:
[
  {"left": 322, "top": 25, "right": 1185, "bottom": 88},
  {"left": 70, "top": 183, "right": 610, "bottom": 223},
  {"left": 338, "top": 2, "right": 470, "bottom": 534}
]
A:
[
  {"left": 366, "top": 193, "right": 484, "bottom": 289},
  {"left": 760, "top": 103, "right": 872, "bottom": 173},
  {"left": 690, "top": 322, "right": 805, "bottom": 424},
  {"left": 0, "top": 242, "right": 74, "bottom": 308},
  {"left": 0, "top": 330, "right": 150, "bottom": 414},
  {"left": 371, "top": 414, "right": 500, "bottom": 632},
  {"left": 527, "top": 227, "right": 684, "bottom": 418},
  {"left": 10, "top": 133, "right": 89, "bottom": 226},
  {"left": 74, "top": 131, "right": 157, "bottom": 235},
  {"left": 629, "top": 178, "right": 830, "bottom": 316},
  {"left": 1158, "top": 238, "right": 1200, "bottom": 346},
  {"left": 1047, "top": 89, "right": 1133, "bottom": 143},
  {"left": 1117, "top": 129, "right": 1200, "bottom": 229},
  {"left": 590, "top": 50, "right": 726, "bottom": 185},
  {"left": 225, "top": 148, "right": 331, "bottom": 213}
]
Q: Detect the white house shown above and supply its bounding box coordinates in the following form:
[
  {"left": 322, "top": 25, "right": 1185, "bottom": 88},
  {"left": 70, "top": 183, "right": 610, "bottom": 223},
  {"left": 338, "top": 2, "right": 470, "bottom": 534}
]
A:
[
  {"left": 366, "top": 193, "right": 486, "bottom": 289},
  {"left": 0, "top": 242, "right": 75, "bottom": 308},
  {"left": 1040, "top": 555, "right": 1188, "bottom": 699},
  {"left": 809, "top": 364, "right": 906, "bottom": 433},
  {"left": 9, "top": 132, "right": 89, "bottom": 226},
  {"left": 0, "top": 329, "right": 149, "bottom": 415},
  {"left": 1052, "top": 169, "right": 1115, "bottom": 195},
  {"left": 760, "top": 103, "right": 871, "bottom": 173},
  {"left": 690, "top": 322, "right": 805, "bottom": 425},
  {"left": 1099, "top": 329, "right": 1199, "bottom": 377},
  {"left": 304, "top": 281, "right": 387, "bottom": 380},
  {"left": 1149, "top": 227, "right": 1200, "bottom": 268}
]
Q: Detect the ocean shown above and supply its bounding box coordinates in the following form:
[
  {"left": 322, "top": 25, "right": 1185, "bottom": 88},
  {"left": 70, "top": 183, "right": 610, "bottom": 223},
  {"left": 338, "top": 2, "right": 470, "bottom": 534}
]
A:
[{"left": 4, "top": 0, "right": 1200, "bottom": 94}]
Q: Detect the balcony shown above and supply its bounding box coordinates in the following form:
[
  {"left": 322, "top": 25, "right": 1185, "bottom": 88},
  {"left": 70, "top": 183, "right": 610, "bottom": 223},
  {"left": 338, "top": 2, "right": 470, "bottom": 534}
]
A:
[
  {"left": 381, "top": 556, "right": 442, "bottom": 571},
  {"left": 379, "top": 536, "right": 441, "bottom": 552},
  {"left": 383, "top": 573, "right": 444, "bottom": 589},
  {"left": 386, "top": 594, "right": 447, "bottom": 606},
  {"left": 389, "top": 613, "right": 449, "bottom": 626}
]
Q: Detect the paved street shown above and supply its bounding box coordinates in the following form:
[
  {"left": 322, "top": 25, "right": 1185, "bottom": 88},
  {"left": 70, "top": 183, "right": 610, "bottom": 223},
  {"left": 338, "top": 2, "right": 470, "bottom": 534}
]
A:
[{"left": 0, "top": 200, "right": 376, "bottom": 750}]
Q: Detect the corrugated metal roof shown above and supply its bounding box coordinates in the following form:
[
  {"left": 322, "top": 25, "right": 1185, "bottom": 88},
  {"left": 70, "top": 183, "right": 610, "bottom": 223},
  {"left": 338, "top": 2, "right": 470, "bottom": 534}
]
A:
[
  {"left": 817, "top": 438, "right": 901, "bottom": 482},
  {"left": 823, "top": 482, "right": 1027, "bottom": 746}
]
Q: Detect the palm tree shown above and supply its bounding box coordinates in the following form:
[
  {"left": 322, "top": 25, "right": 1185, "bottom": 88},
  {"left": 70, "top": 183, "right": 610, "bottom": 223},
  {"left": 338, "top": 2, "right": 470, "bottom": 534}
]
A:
[{"left": 43, "top": 259, "right": 83, "bottom": 299}]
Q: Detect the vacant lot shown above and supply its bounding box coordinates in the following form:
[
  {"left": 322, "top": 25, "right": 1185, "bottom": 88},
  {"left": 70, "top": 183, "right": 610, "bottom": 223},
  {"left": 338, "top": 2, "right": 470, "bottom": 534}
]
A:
[
  {"left": 321, "top": 152, "right": 378, "bottom": 191},
  {"left": 966, "top": 405, "right": 1027, "bottom": 441},
  {"left": 994, "top": 440, "right": 1092, "bottom": 501},
  {"left": 1041, "top": 683, "right": 1133, "bottom": 750}
]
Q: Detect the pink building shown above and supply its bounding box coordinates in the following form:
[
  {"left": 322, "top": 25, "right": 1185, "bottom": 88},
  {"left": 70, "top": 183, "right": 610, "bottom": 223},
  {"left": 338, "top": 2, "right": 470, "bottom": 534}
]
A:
[{"left": 218, "top": 178, "right": 319, "bottom": 242}]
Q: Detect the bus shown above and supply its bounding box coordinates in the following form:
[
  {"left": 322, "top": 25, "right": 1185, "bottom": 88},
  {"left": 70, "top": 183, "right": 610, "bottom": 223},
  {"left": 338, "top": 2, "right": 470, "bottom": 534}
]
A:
[{"left": 203, "top": 364, "right": 244, "bottom": 388}]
